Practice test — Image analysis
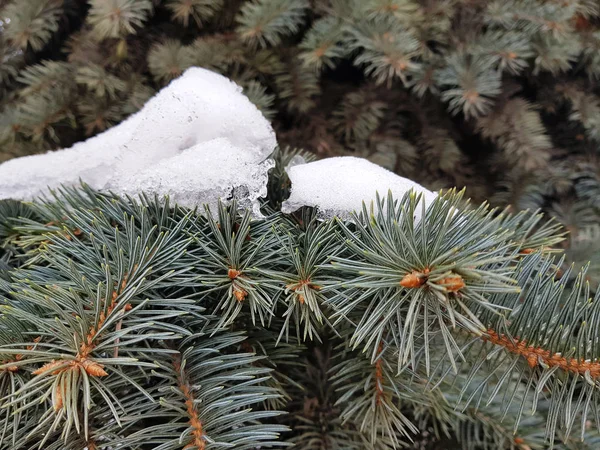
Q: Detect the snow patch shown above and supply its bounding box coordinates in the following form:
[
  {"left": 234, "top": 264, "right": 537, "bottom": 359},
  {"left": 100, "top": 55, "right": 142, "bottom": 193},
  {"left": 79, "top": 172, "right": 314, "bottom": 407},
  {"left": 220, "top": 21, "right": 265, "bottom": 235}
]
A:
[
  {"left": 110, "top": 138, "right": 274, "bottom": 217},
  {"left": 0, "top": 67, "right": 276, "bottom": 214},
  {"left": 0, "top": 69, "right": 438, "bottom": 221},
  {"left": 281, "top": 156, "right": 437, "bottom": 221}
]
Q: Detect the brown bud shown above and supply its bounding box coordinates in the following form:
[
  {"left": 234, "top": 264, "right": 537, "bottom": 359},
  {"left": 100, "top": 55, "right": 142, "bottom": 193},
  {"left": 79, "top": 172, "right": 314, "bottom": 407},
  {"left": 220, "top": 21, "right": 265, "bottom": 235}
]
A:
[
  {"left": 233, "top": 286, "right": 247, "bottom": 302},
  {"left": 400, "top": 271, "right": 426, "bottom": 288},
  {"left": 81, "top": 360, "right": 108, "bottom": 377},
  {"left": 33, "top": 360, "right": 64, "bottom": 375},
  {"left": 116, "top": 39, "right": 128, "bottom": 60},
  {"left": 53, "top": 385, "right": 63, "bottom": 410},
  {"left": 438, "top": 275, "right": 465, "bottom": 292}
]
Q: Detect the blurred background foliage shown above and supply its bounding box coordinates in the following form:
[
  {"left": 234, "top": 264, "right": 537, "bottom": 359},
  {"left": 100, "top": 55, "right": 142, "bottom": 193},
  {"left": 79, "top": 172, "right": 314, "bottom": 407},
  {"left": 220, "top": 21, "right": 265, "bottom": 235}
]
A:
[{"left": 0, "top": 0, "right": 599, "bottom": 284}]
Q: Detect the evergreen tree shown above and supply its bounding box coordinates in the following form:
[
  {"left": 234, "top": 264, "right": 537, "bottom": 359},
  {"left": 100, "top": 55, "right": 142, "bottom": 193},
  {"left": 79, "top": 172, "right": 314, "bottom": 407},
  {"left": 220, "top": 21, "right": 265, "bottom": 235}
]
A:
[
  {"left": 1, "top": 0, "right": 600, "bottom": 283},
  {"left": 2, "top": 1, "right": 600, "bottom": 447},
  {"left": 0, "top": 150, "right": 596, "bottom": 449}
]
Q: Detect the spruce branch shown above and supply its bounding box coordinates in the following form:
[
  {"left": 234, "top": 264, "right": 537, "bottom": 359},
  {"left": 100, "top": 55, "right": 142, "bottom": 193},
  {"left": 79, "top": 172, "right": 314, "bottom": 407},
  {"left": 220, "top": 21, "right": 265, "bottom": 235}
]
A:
[
  {"left": 243, "top": 79, "right": 277, "bottom": 120},
  {"left": 283, "top": 344, "right": 374, "bottom": 449},
  {"left": 87, "top": 0, "right": 153, "bottom": 40},
  {"left": 0, "top": 184, "right": 597, "bottom": 447},
  {"left": 264, "top": 215, "right": 340, "bottom": 344},
  {"left": 327, "top": 190, "right": 521, "bottom": 374},
  {"left": 274, "top": 54, "right": 319, "bottom": 114},
  {"left": 436, "top": 53, "right": 502, "bottom": 118},
  {"left": 473, "top": 30, "right": 534, "bottom": 75},
  {"left": 332, "top": 89, "right": 387, "bottom": 142},
  {"left": 444, "top": 378, "right": 550, "bottom": 450},
  {"left": 122, "top": 329, "right": 288, "bottom": 449},
  {"left": 0, "top": 199, "right": 37, "bottom": 240},
  {"left": 556, "top": 84, "right": 600, "bottom": 142},
  {"left": 14, "top": 90, "right": 76, "bottom": 145},
  {"left": 2, "top": 0, "right": 63, "bottom": 51},
  {"left": 0, "top": 35, "right": 24, "bottom": 85},
  {"left": 241, "top": 324, "right": 305, "bottom": 409},
  {"left": 120, "top": 76, "right": 154, "bottom": 115},
  {"left": 236, "top": 0, "right": 309, "bottom": 48},
  {"left": 75, "top": 65, "right": 128, "bottom": 99},
  {"left": 189, "top": 201, "right": 283, "bottom": 329},
  {"left": 580, "top": 28, "right": 600, "bottom": 79},
  {"left": 484, "top": 0, "right": 579, "bottom": 39},
  {"left": 0, "top": 195, "right": 201, "bottom": 444},
  {"left": 16, "top": 61, "right": 73, "bottom": 98},
  {"left": 564, "top": 226, "right": 600, "bottom": 287},
  {"left": 476, "top": 98, "right": 553, "bottom": 171},
  {"left": 299, "top": 17, "right": 345, "bottom": 72},
  {"left": 531, "top": 34, "right": 580, "bottom": 75},
  {"left": 431, "top": 253, "right": 600, "bottom": 446},
  {"left": 331, "top": 343, "right": 418, "bottom": 446},
  {"left": 358, "top": 0, "right": 421, "bottom": 22},
  {"left": 420, "top": 127, "right": 467, "bottom": 178},
  {"left": 345, "top": 17, "right": 422, "bottom": 86},
  {"left": 366, "top": 135, "right": 418, "bottom": 174},
  {"left": 10, "top": 62, "right": 77, "bottom": 144},
  {"left": 2, "top": 0, "right": 600, "bottom": 443},
  {"left": 147, "top": 39, "right": 197, "bottom": 84},
  {"left": 76, "top": 98, "right": 123, "bottom": 136},
  {"left": 166, "top": 0, "right": 224, "bottom": 27}
]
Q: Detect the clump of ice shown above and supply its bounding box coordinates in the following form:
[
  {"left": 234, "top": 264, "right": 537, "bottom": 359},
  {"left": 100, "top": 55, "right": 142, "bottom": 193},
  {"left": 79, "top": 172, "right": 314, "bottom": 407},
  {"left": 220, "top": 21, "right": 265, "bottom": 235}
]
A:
[
  {"left": 0, "top": 113, "right": 142, "bottom": 200},
  {"left": 0, "top": 67, "right": 276, "bottom": 214},
  {"left": 110, "top": 138, "right": 274, "bottom": 217},
  {"left": 281, "top": 157, "right": 438, "bottom": 221},
  {"left": 0, "top": 68, "right": 439, "bottom": 221}
]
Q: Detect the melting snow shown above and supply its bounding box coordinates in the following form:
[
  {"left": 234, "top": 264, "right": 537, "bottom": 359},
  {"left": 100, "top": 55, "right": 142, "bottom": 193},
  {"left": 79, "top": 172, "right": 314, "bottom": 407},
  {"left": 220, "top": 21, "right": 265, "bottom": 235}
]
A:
[
  {"left": 281, "top": 156, "right": 437, "bottom": 221},
  {"left": 0, "top": 69, "right": 436, "bottom": 221},
  {"left": 0, "top": 67, "right": 276, "bottom": 214},
  {"left": 110, "top": 138, "right": 273, "bottom": 217}
]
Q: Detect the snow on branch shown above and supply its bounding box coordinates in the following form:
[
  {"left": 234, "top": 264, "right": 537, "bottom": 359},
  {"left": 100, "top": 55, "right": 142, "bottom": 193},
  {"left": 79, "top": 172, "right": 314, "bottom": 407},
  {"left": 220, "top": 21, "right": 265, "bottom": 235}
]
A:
[
  {"left": 0, "top": 68, "right": 435, "bottom": 219},
  {"left": 0, "top": 67, "right": 276, "bottom": 216},
  {"left": 282, "top": 156, "right": 437, "bottom": 221}
]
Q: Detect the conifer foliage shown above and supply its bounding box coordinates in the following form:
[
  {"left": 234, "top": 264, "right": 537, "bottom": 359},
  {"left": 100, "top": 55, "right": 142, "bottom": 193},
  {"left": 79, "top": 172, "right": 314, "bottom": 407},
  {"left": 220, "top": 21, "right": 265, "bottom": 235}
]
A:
[
  {"left": 1, "top": 0, "right": 600, "bottom": 283},
  {"left": 0, "top": 151, "right": 599, "bottom": 449},
  {"left": 2, "top": 1, "right": 600, "bottom": 447}
]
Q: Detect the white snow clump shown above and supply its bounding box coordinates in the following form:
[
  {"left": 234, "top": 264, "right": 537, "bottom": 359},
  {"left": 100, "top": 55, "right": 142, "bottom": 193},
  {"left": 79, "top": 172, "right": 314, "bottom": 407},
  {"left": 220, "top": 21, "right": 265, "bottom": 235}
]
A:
[
  {"left": 0, "top": 68, "right": 436, "bottom": 221},
  {"left": 281, "top": 156, "right": 437, "bottom": 221},
  {"left": 0, "top": 67, "right": 276, "bottom": 216}
]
